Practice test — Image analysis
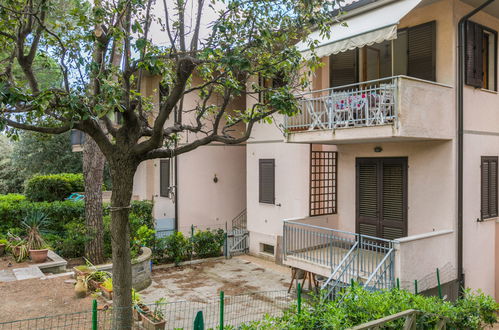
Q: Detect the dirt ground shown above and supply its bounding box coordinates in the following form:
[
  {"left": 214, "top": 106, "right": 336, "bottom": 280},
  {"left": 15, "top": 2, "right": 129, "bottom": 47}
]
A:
[
  {"left": 0, "top": 275, "right": 95, "bottom": 323},
  {"left": 0, "top": 254, "right": 45, "bottom": 270},
  {"left": 141, "top": 255, "right": 292, "bottom": 304}
]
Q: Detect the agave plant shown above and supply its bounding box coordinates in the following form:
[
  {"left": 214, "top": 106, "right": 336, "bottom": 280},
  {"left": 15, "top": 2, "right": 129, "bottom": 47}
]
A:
[{"left": 21, "top": 210, "right": 49, "bottom": 250}]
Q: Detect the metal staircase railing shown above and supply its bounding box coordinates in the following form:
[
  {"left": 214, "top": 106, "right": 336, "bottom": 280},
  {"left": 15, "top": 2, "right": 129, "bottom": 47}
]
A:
[
  {"left": 321, "top": 236, "right": 395, "bottom": 299},
  {"left": 231, "top": 209, "right": 247, "bottom": 230}
]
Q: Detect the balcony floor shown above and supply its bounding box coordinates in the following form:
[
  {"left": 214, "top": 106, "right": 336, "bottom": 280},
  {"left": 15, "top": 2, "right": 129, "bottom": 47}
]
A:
[{"left": 283, "top": 245, "right": 386, "bottom": 278}]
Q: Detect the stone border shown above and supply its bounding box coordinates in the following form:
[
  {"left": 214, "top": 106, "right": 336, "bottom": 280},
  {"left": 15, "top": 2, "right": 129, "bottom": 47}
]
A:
[
  {"left": 152, "top": 256, "right": 225, "bottom": 271},
  {"left": 90, "top": 247, "right": 152, "bottom": 291},
  {"left": 37, "top": 250, "right": 67, "bottom": 274}
]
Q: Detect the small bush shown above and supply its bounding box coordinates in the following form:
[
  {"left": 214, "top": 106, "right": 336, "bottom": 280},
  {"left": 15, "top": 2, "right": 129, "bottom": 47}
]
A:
[
  {"left": 45, "top": 221, "right": 88, "bottom": 258},
  {"left": 0, "top": 194, "right": 26, "bottom": 203},
  {"left": 25, "top": 173, "right": 84, "bottom": 202},
  {"left": 192, "top": 229, "right": 225, "bottom": 258},
  {"left": 156, "top": 232, "right": 192, "bottom": 265}
]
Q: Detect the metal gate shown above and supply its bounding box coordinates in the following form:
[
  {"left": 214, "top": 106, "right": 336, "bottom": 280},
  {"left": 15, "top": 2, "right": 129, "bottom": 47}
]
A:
[{"left": 226, "top": 228, "right": 249, "bottom": 257}]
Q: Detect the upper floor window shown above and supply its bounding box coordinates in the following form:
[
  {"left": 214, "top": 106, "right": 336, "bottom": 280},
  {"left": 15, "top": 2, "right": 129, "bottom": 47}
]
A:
[
  {"left": 329, "top": 21, "right": 436, "bottom": 86},
  {"left": 160, "top": 159, "right": 171, "bottom": 198},
  {"left": 465, "top": 21, "right": 497, "bottom": 91}
]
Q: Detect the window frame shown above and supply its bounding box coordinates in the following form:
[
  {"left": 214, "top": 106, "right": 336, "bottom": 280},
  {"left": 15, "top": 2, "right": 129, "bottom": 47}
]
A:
[
  {"left": 159, "top": 159, "right": 170, "bottom": 198},
  {"left": 481, "top": 156, "right": 498, "bottom": 220},
  {"left": 259, "top": 159, "right": 275, "bottom": 204},
  {"left": 309, "top": 148, "right": 338, "bottom": 216}
]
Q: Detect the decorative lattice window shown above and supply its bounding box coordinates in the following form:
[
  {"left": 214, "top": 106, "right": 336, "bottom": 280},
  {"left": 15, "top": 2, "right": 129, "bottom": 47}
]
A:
[{"left": 310, "top": 150, "right": 337, "bottom": 216}]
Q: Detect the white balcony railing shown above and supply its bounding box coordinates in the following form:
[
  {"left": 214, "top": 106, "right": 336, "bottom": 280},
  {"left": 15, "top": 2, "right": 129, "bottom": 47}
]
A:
[{"left": 285, "top": 76, "right": 398, "bottom": 131}]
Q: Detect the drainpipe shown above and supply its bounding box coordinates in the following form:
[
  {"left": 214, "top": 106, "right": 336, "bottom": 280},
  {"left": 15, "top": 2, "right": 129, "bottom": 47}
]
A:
[
  {"left": 174, "top": 108, "right": 179, "bottom": 232},
  {"left": 457, "top": 0, "right": 495, "bottom": 294}
]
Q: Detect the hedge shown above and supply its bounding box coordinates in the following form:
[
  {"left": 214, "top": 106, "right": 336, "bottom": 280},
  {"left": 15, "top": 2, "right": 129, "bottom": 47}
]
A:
[
  {"left": 24, "top": 173, "right": 85, "bottom": 202},
  {"left": 0, "top": 198, "right": 153, "bottom": 235}
]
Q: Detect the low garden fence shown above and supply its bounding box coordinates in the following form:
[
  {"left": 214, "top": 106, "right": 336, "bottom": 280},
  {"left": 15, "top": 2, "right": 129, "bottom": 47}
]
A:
[{"left": 0, "top": 289, "right": 297, "bottom": 329}]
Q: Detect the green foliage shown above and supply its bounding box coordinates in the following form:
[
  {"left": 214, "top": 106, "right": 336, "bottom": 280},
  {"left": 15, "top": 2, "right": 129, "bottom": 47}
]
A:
[
  {"left": 0, "top": 194, "right": 26, "bottom": 203},
  {"left": 156, "top": 232, "right": 192, "bottom": 266},
  {"left": 191, "top": 229, "right": 225, "bottom": 258},
  {"left": 22, "top": 210, "right": 49, "bottom": 250},
  {"left": 0, "top": 198, "right": 153, "bottom": 259},
  {"left": 241, "top": 286, "right": 499, "bottom": 330},
  {"left": 0, "top": 135, "right": 23, "bottom": 194},
  {"left": 25, "top": 173, "right": 84, "bottom": 202},
  {"left": 45, "top": 221, "right": 88, "bottom": 258}
]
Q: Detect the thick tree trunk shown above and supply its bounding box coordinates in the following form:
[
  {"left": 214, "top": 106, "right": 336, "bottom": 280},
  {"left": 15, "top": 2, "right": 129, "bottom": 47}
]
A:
[
  {"left": 109, "top": 161, "right": 137, "bottom": 329},
  {"left": 83, "top": 135, "right": 105, "bottom": 265}
]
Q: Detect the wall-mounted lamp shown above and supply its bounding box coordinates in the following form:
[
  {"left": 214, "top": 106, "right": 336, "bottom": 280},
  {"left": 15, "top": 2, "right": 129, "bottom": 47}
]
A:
[
  {"left": 374, "top": 146, "right": 383, "bottom": 153},
  {"left": 213, "top": 174, "right": 218, "bottom": 183}
]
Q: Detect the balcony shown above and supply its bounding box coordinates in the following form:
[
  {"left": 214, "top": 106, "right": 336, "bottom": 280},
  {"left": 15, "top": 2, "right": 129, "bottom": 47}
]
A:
[
  {"left": 284, "top": 76, "right": 454, "bottom": 144},
  {"left": 283, "top": 218, "right": 457, "bottom": 295}
]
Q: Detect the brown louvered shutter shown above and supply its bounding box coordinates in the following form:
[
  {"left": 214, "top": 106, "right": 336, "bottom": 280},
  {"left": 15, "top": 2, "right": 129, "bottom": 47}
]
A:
[
  {"left": 330, "top": 49, "right": 358, "bottom": 88},
  {"left": 259, "top": 159, "right": 275, "bottom": 204},
  {"left": 357, "top": 160, "right": 379, "bottom": 237},
  {"left": 381, "top": 160, "right": 407, "bottom": 240},
  {"left": 407, "top": 21, "right": 436, "bottom": 81},
  {"left": 160, "top": 159, "right": 170, "bottom": 197},
  {"left": 357, "top": 158, "right": 407, "bottom": 240},
  {"left": 481, "top": 157, "right": 498, "bottom": 219},
  {"left": 465, "top": 21, "right": 484, "bottom": 88}
]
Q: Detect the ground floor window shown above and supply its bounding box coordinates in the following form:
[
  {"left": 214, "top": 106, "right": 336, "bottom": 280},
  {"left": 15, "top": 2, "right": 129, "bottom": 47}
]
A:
[{"left": 481, "top": 156, "right": 498, "bottom": 219}]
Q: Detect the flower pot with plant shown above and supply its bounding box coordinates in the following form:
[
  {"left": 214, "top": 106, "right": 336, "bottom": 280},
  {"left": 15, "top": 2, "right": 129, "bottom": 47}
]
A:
[
  {"left": 141, "top": 298, "right": 166, "bottom": 330},
  {"left": 22, "top": 211, "right": 50, "bottom": 263},
  {"left": 6, "top": 232, "right": 29, "bottom": 262},
  {"left": 99, "top": 278, "right": 113, "bottom": 300},
  {"left": 132, "top": 289, "right": 146, "bottom": 321}
]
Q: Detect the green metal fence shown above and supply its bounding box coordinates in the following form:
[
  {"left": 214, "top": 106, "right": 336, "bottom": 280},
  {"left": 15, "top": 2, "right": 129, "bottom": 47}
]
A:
[{"left": 0, "top": 289, "right": 297, "bottom": 329}]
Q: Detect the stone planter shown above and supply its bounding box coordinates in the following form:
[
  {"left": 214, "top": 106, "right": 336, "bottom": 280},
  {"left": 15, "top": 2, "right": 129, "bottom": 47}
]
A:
[{"left": 29, "top": 249, "right": 49, "bottom": 263}]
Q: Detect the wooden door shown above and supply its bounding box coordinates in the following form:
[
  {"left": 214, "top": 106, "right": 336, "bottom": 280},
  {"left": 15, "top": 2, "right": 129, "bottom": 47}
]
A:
[{"left": 356, "top": 158, "right": 408, "bottom": 240}]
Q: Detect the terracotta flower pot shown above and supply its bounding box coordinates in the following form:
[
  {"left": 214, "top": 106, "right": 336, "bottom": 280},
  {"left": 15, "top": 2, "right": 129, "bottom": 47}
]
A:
[
  {"left": 141, "top": 313, "right": 166, "bottom": 330},
  {"left": 0, "top": 244, "right": 5, "bottom": 256},
  {"left": 29, "top": 249, "right": 48, "bottom": 263},
  {"left": 99, "top": 284, "right": 113, "bottom": 300}
]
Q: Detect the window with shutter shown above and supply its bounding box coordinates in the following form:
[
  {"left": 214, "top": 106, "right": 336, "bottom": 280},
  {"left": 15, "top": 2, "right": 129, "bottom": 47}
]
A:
[
  {"left": 259, "top": 159, "right": 275, "bottom": 204},
  {"left": 481, "top": 156, "right": 498, "bottom": 219},
  {"left": 407, "top": 21, "right": 436, "bottom": 82},
  {"left": 357, "top": 158, "right": 407, "bottom": 240},
  {"left": 329, "top": 49, "right": 358, "bottom": 88},
  {"left": 160, "top": 159, "right": 170, "bottom": 198},
  {"left": 466, "top": 21, "right": 497, "bottom": 90}
]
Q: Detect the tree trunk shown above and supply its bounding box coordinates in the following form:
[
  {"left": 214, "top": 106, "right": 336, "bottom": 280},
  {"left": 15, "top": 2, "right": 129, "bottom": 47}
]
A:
[
  {"left": 83, "top": 135, "right": 105, "bottom": 265},
  {"left": 109, "top": 161, "right": 137, "bottom": 329}
]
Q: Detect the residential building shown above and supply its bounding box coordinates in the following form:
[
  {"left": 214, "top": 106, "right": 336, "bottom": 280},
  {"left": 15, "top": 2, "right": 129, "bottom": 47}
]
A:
[
  {"left": 246, "top": 0, "right": 499, "bottom": 301},
  {"left": 72, "top": 75, "right": 247, "bottom": 235}
]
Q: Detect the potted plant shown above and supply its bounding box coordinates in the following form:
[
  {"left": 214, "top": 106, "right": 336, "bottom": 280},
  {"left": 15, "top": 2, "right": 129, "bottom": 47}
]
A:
[
  {"left": 0, "top": 238, "right": 7, "bottom": 256},
  {"left": 99, "top": 278, "right": 113, "bottom": 300},
  {"left": 141, "top": 298, "right": 166, "bottom": 330},
  {"left": 132, "top": 289, "right": 147, "bottom": 321},
  {"left": 85, "top": 270, "right": 111, "bottom": 291},
  {"left": 22, "top": 210, "right": 50, "bottom": 263},
  {"left": 6, "top": 233, "right": 29, "bottom": 262}
]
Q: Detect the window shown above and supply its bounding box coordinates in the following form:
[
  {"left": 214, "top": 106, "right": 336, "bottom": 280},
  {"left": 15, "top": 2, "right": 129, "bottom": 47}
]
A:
[
  {"left": 160, "top": 159, "right": 170, "bottom": 198},
  {"left": 393, "top": 21, "right": 436, "bottom": 81},
  {"left": 481, "top": 156, "right": 498, "bottom": 220},
  {"left": 465, "top": 21, "right": 497, "bottom": 90},
  {"left": 261, "top": 243, "right": 275, "bottom": 255},
  {"left": 70, "top": 129, "right": 85, "bottom": 145},
  {"left": 329, "top": 49, "right": 358, "bottom": 88},
  {"left": 310, "top": 150, "right": 337, "bottom": 216},
  {"left": 259, "top": 159, "right": 275, "bottom": 204}
]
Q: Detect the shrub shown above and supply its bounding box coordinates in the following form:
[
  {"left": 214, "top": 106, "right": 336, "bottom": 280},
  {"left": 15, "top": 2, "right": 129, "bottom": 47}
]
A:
[
  {"left": 25, "top": 173, "right": 84, "bottom": 202},
  {"left": 241, "top": 286, "right": 499, "bottom": 329},
  {"left": 191, "top": 229, "right": 225, "bottom": 258},
  {"left": 0, "top": 194, "right": 26, "bottom": 203},
  {"left": 157, "top": 232, "right": 191, "bottom": 265},
  {"left": 45, "top": 221, "right": 88, "bottom": 258}
]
